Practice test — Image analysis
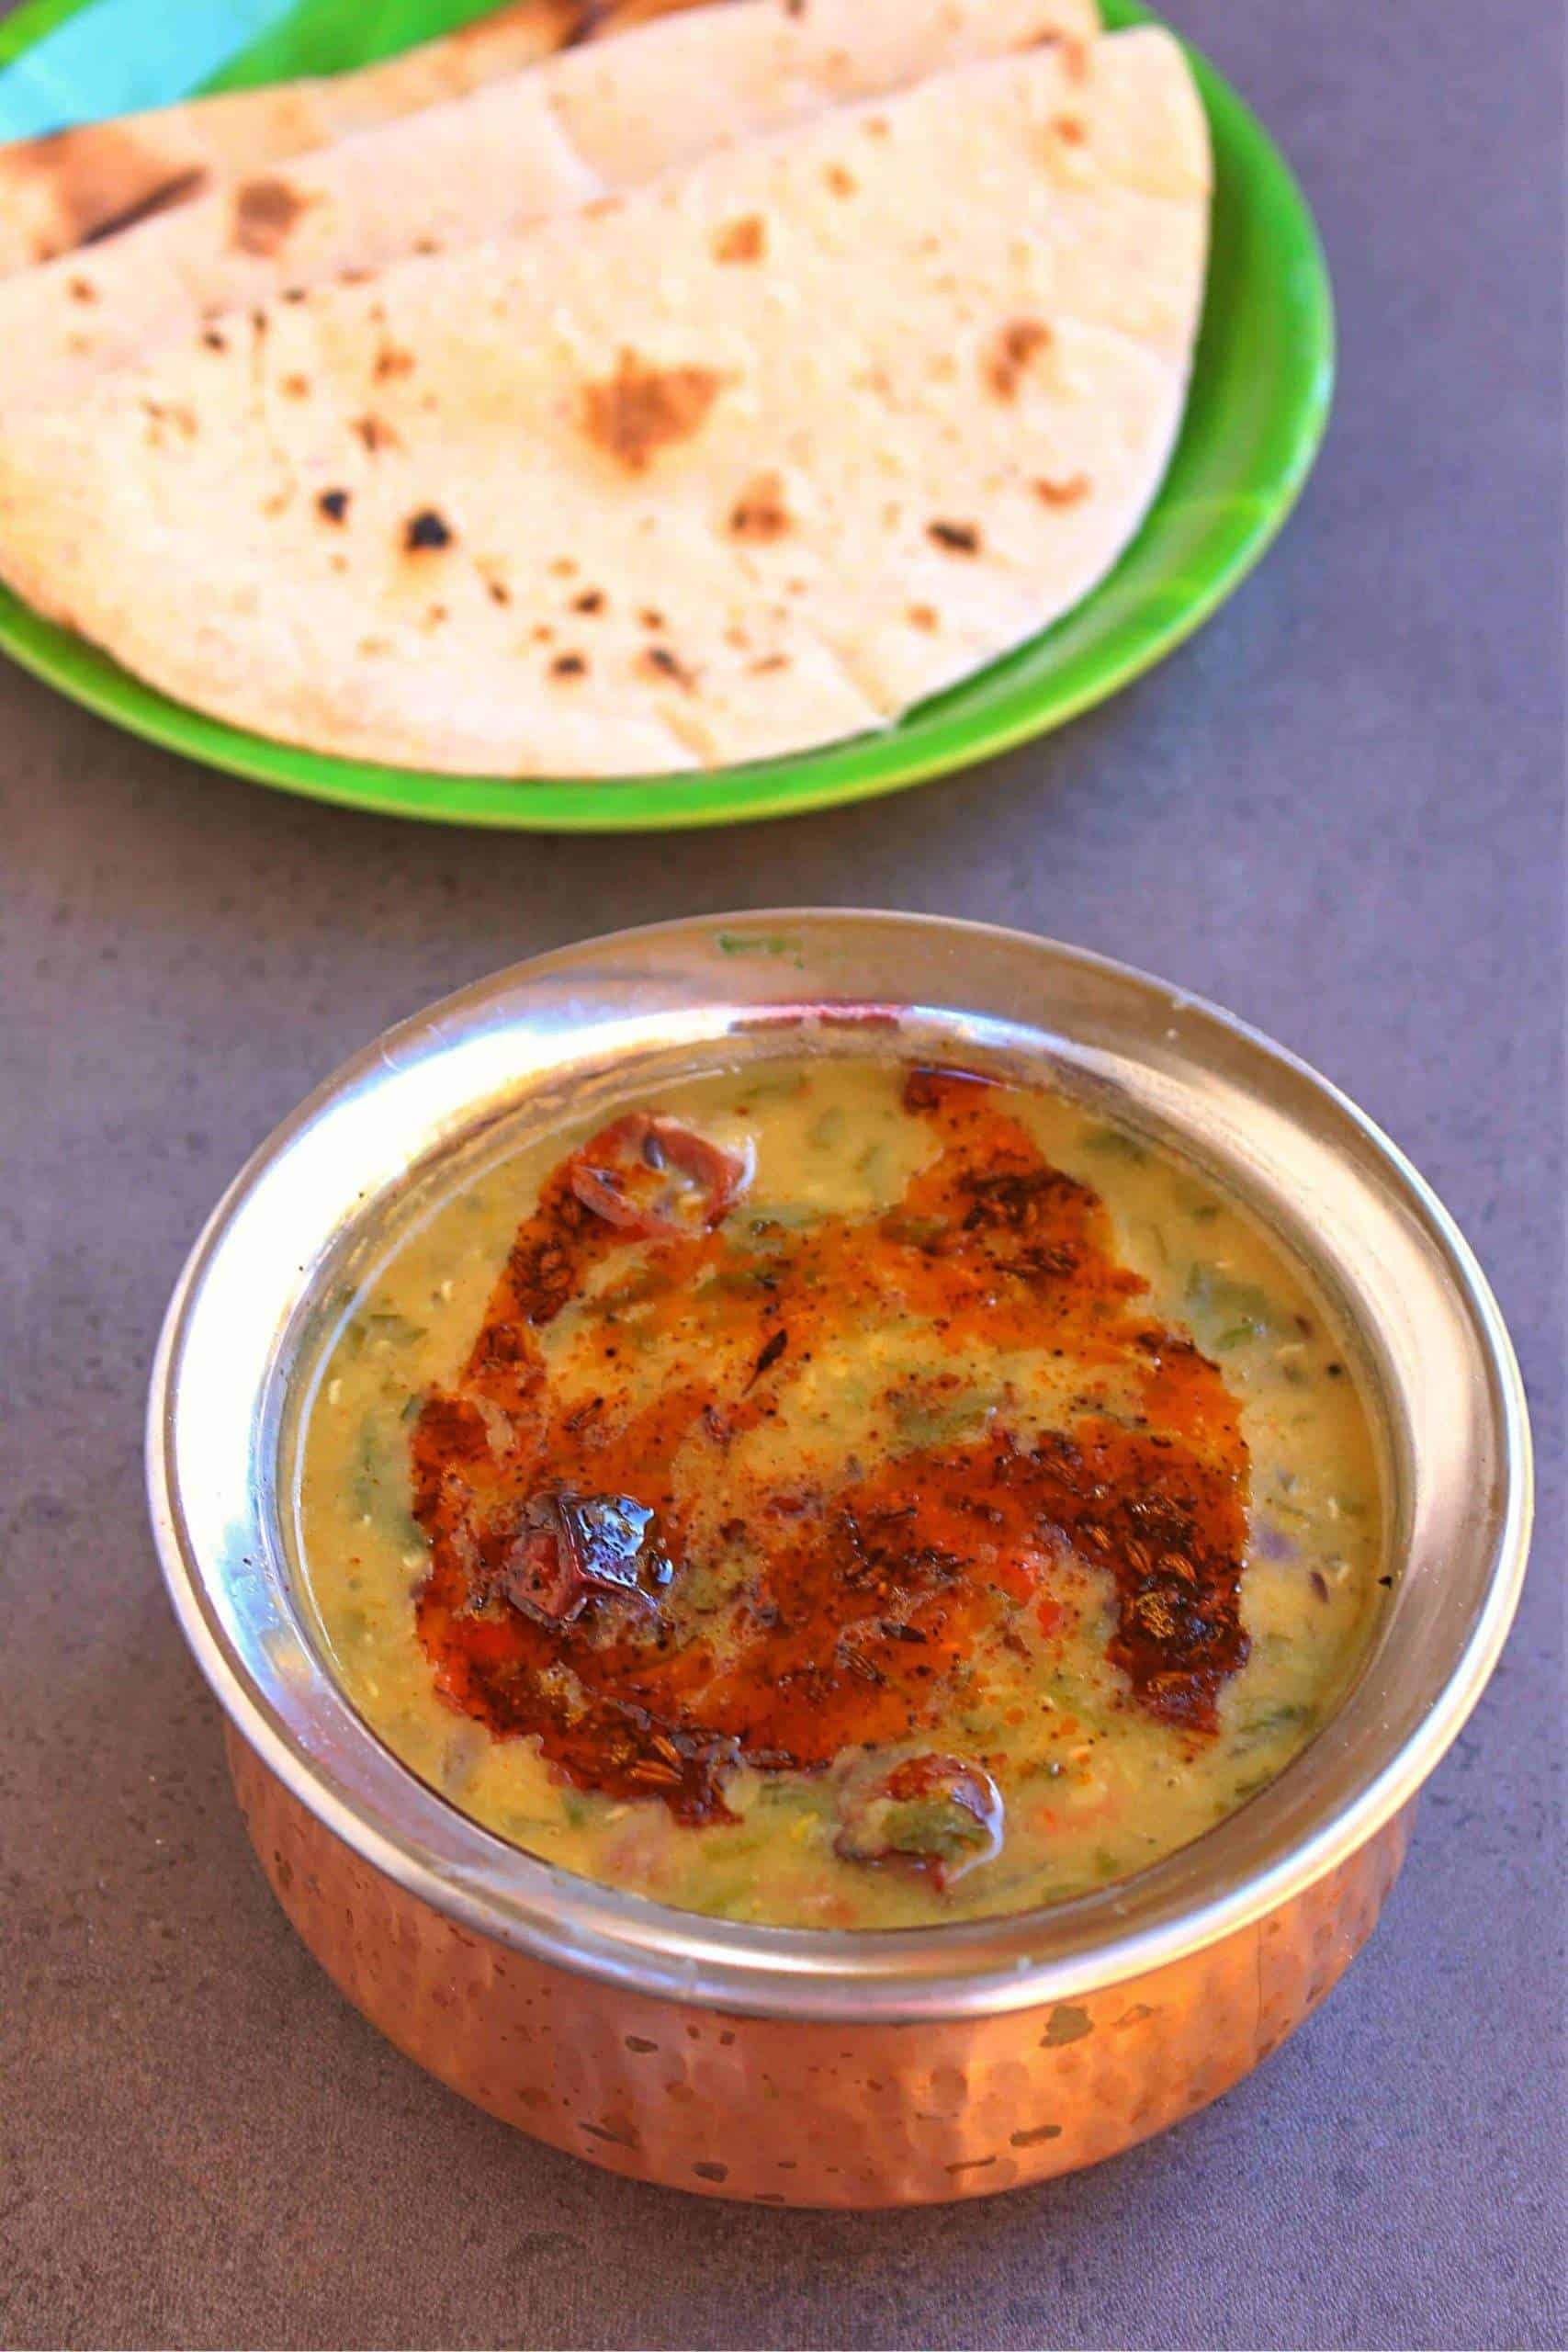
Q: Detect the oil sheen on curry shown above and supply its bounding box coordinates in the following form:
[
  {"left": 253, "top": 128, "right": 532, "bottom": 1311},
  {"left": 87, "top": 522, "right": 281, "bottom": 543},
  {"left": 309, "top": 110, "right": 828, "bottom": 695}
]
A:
[{"left": 295, "top": 1057, "right": 1383, "bottom": 1928}]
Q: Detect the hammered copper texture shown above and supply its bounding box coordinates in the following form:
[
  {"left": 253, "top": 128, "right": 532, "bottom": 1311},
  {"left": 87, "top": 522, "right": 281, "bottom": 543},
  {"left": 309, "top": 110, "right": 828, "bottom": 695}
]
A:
[{"left": 228, "top": 1729, "right": 1410, "bottom": 2209}]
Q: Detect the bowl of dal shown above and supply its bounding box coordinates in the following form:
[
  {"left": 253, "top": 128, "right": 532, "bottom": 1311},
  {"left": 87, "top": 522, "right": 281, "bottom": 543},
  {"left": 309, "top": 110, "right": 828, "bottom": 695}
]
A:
[{"left": 147, "top": 911, "right": 1530, "bottom": 2203}]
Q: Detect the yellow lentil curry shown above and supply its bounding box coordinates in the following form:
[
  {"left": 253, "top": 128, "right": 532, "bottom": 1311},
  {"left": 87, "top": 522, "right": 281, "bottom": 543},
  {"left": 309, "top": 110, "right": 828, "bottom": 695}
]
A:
[{"left": 293, "top": 1057, "right": 1383, "bottom": 1928}]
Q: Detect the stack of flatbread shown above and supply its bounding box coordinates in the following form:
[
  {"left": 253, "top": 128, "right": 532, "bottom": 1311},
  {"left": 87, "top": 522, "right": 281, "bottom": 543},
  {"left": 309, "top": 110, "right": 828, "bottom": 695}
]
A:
[{"left": 0, "top": 0, "right": 1210, "bottom": 776}]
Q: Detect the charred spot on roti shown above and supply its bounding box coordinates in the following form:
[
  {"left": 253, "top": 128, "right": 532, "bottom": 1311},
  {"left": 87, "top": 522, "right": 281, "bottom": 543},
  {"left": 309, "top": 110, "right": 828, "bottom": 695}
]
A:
[
  {"left": 414, "top": 235, "right": 442, "bottom": 256},
  {"left": 66, "top": 276, "right": 96, "bottom": 305},
  {"left": 824, "top": 164, "right": 858, "bottom": 198},
  {"left": 928, "top": 520, "right": 982, "bottom": 555},
  {"left": 280, "top": 286, "right": 308, "bottom": 304},
  {"left": 750, "top": 653, "right": 790, "bottom": 673},
  {"left": 713, "top": 215, "right": 765, "bottom": 265},
  {"left": 404, "top": 507, "right": 455, "bottom": 553},
  {"left": 316, "top": 488, "right": 351, "bottom": 524},
  {"left": 572, "top": 589, "right": 606, "bottom": 615},
  {"left": 550, "top": 651, "right": 588, "bottom": 679},
  {"left": 201, "top": 329, "right": 227, "bottom": 353},
  {"left": 1061, "top": 36, "right": 1090, "bottom": 82},
  {"left": 141, "top": 397, "right": 197, "bottom": 446},
  {"left": 728, "top": 472, "right": 793, "bottom": 543},
  {"left": 281, "top": 373, "right": 310, "bottom": 400},
  {"left": 639, "top": 607, "right": 666, "bottom": 630},
  {"left": 375, "top": 343, "right": 416, "bottom": 382},
  {"left": 984, "top": 318, "right": 1051, "bottom": 401},
  {"left": 642, "top": 645, "right": 695, "bottom": 691},
  {"left": 1034, "top": 473, "right": 1090, "bottom": 508},
  {"left": 484, "top": 574, "right": 513, "bottom": 607},
  {"left": 78, "top": 163, "right": 209, "bottom": 247},
  {"left": 550, "top": 556, "right": 578, "bottom": 578},
  {"left": 581, "top": 350, "right": 724, "bottom": 473},
  {"left": 352, "top": 413, "right": 399, "bottom": 455},
  {"left": 1053, "top": 115, "right": 1088, "bottom": 147},
  {"left": 908, "top": 604, "right": 940, "bottom": 633},
  {"left": 231, "top": 176, "right": 312, "bottom": 258}
]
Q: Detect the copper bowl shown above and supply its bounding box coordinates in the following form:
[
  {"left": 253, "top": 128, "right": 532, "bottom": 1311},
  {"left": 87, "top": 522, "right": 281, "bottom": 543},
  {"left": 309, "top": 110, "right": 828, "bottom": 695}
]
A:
[{"left": 147, "top": 913, "right": 1530, "bottom": 2207}]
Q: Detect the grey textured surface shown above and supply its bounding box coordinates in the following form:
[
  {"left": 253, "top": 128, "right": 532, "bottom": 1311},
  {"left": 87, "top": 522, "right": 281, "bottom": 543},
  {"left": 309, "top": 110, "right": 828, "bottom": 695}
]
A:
[{"left": 1, "top": 2, "right": 1562, "bottom": 2346}]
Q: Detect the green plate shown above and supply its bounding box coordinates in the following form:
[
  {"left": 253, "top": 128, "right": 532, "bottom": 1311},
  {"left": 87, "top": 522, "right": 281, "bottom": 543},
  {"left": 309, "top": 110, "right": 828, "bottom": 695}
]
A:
[{"left": 0, "top": 0, "right": 1334, "bottom": 830}]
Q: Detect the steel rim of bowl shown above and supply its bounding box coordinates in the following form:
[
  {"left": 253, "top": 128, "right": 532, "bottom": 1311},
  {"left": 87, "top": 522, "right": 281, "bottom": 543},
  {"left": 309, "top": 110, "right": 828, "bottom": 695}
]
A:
[{"left": 146, "top": 912, "right": 1532, "bottom": 2021}]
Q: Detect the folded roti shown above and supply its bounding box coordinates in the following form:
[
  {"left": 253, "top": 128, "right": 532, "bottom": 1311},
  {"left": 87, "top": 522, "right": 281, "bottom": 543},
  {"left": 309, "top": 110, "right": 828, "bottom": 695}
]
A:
[
  {"left": 0, "top": 0, "right": 1100, "bottom": 413},
  {"left": 0, "top": 30, "right": 1210, "bottom": 778},
  {"left": 0, "top": 0, "right": 700, "bottom": 277}
]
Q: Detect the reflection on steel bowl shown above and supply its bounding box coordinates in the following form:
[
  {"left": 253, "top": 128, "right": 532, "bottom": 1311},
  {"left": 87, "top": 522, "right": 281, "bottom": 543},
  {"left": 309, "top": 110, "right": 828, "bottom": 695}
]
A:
[{"left": 147, "top": 913, "right": 1530, "bottom": 2207}]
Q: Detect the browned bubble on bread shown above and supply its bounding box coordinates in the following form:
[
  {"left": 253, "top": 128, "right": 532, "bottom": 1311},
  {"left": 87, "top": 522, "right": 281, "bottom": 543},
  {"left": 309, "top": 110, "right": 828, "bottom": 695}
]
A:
[
  {"left": 231, "top": 175, "right": 312, "bottom": 256},
  {"left": 581, "top": 348, "right": 724, "bottom": 472}
]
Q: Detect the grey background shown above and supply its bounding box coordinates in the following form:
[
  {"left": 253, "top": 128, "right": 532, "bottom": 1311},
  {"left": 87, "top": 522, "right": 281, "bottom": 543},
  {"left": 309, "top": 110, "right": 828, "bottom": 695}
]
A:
[{"left": 1, "top": 1, "right": 1562, "bottom": 2346}]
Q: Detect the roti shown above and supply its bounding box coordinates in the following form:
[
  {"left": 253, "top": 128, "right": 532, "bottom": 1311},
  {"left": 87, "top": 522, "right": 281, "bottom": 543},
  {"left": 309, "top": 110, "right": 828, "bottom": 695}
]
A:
[
  {"left": 0, "top": 30, "right": 1209, "bottom": 778},
  {"left": 0, "top": 0, "right": 1100, "bottom": 413},
  {"left": 0, "top": 0, "right": 700, "bottom": 278}
]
